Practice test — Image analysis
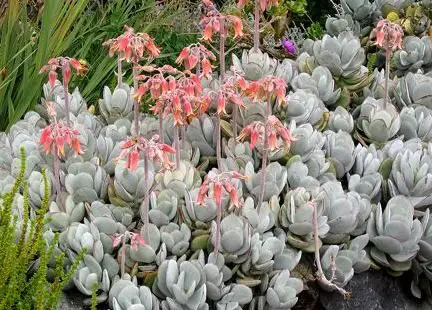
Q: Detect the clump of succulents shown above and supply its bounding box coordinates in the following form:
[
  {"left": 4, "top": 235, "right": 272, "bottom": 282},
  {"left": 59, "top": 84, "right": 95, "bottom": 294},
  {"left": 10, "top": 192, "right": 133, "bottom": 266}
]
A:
[{"left": 9, "top": 0, "right": 432, "bottom": 308}]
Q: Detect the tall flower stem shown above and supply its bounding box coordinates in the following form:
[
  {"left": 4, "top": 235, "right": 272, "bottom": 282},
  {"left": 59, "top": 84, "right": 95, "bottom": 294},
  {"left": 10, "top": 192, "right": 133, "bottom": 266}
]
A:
[
  {"left": 53, "top": 145, "right": 63, "bottom": 212},
  {"left": 214, "top": 198, "right": 222, "bottom": 255},
  {"left": 133, "top": 66, "right": 140, "bottom": 137},
  {"left": 384, "top": 49, "right": 391, "bottom": 109},
  {"left": 219, "top": 16, "right": 226, "bottom": 81},
  {"left": 232, "top": 105, "right": 238, "bottom": 141},
  {"left": 174, "top": 125, "right": 181, "bottom": 169},
  {"left": 62, "top": 68, "right": 70, "bottom": 127},
  {"left": 141, "top": 156, "right": 150, "bottom": 240},
  {"left": 311, "top": 202, "right": 351, "bottom": 298},
  {"left": 117, "top": 57, "right": 123, "bottom": 86},
  {"left": 159, "top": 111, "right": 164, "bottom": 143},
  {"left": 257, "top": 96, "right": 271, "bottom": 213},
  {"left": 216, "top": 16, "right": 226, "bottom": 169},
  {"left": 120, "top": 235, "right": 127, "bottom": 278},
  {"left": 253, "top": 1, "right": 260, "bottom": 52},
  {"left": 181, "top": 125, "right": 186, "bottom": 148}
]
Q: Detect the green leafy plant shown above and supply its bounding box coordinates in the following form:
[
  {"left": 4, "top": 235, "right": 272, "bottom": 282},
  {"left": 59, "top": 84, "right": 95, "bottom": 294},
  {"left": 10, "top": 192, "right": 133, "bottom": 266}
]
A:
[{"left": 0, "top": 147, "right": 84, "bottom": 310}]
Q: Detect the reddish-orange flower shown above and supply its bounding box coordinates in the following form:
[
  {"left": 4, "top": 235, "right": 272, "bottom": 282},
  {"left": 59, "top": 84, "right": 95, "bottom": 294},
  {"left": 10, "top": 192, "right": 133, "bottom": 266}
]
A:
[
  {"left": 200, "top": 0, "right": 244, "bottom": 42},
  {"left": 238, "top": 115, "right": 295, "bottom": 151},
  {"left": 40, "top": 121, "right": 82, "bottom": 157},
  {"left": 40, "top": 57, "right": 88, "bottom": 88},
  {"left": 103, "top": 25, "right": 160, "bottom": 63},
  {"left": 176, "top": 44, "right": 216, "bottom": 79},
  {"left": 246, "top": 76, "right": 287, "bottom": 106},
  {"left": 371, "top": 19, "right": 404, "bottom": 51},
  {"left": 196, "top": 169, "right": 247, "bottom": 208},
  {"left": 116, "top": 134, "right": 176, "bottom": 171}
]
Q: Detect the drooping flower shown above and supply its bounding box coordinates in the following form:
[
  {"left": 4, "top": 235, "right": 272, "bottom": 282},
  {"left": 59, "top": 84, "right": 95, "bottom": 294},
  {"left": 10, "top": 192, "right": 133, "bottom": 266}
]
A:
[
  {"left": 196, "top": 169, "right": 247, "bottom": 208},
  {"left": 199, "top": 0, "right": 244, "bottom": 42},
  {"left": 281, "top": 39, "right": 296, "bottom": 55},
  {"left": 175, "top": 43, "right": 216, "bottom": 79},
  {"left": 130, "top": 232, "right": 146, "bottom": 250},
  {"left": 246, "top": 76, "right": 287, "bottom": 106},
  {"left": 238, "top": 115, "right": 295, "bottom": 151},
  {"left": 39, "top": 121, "right": 82, "bottom": 157},
  {"left": 40, "top": 57, "right": 88, "bottom": 88},
  {"left": 371, "top": 19, "right": 404, "bottom": 51},
  {"left": 117, "top": 134, "right": 176, "bottom": 171},
  {"left": 103, "top": 25, "right": 160, "bottom": 63}
]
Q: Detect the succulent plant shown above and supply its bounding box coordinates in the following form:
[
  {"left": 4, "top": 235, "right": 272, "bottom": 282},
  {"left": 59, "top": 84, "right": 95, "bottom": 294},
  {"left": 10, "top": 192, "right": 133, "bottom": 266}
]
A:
[
  {"left": 280, "top": 187, "right": 329, "bottom": 251},
  {"left": 321, "top": 181, "right": 370, "bottom": 243},
  {"left": 341, "top": 0, "right": 374, "bottom": 22},
  {"left": 244, "top": 161, "right": 287, "bottom": 202},
  {"left": 286, "top": 155, "right": 321, "bottom": 189},
  {"left": 109, "top": 159, "right": 155, "bottom": 208},
  {"left": 100, "top": 118, "right": 132, "bottom": 143},
  {"left": 186, "top": 114, "right": 217, "bottom": 157},
  {"left": 28, "top": 170, "right": 55, "bottom": 209},
  {"left": 241, "top": 196, "right": 277, "bottom": 235},
  {"left": 348, "top": 172, "right": 382, "bottom": 201},
  {"left": 312, "top": 32, "right": 366, "bottom": 77},
  {"left": 393, "top": 36, "right": 432, "bottom": 76},
  {"left": 148, "top": 189, "right": 179, "bottom": 227},
  {"left": 325, "top": 14, "right": 361, "bottom": 36},
  {"left": 357, "top": 97, "right": 401, "bottom": 143},
  {"left": 367, "top": 196, "right": 423, "bottom": 275},
  {"left": 42, "top": 84, "right": 87, "bottom": 119},
  {"left": 282, "top": 90, "right": 328, "bottom": 127},
  {"left": 224, "top": 139, "right": 258, "bottom": 170},
  {"left": 153, "top": 259, "right": 208, "bottom": 310},
  {"left": 241, "top": 233, "right": 297, "bottom": 276},
  {"left": 274, "top": 59, "right": 298, "bottom": 85},
  {"left": 363, "top": 68, "right": 395, "bottom": 100},
  {"left": 393, "top": 72, "right": 432, "bottom": 109},
  {"left": 109, "top": 276, "right": 160, "bottom": 310},
  {"left": 182, "top": 188, "right": 217, "bottom": 226},
  {"left": 398, "top": 105, "right": 432, "bottom": 142},
  {"left": 265, "top": 270, "right": 303, "bottom": 309},
  {"left": 352, "top": 144, "right": 383, "bottom": 176},
  {"left": 160, "top": 223, "right": 191, "bottom": 257},
  {"left": 217, "top": 214, "right": 252, "bottom": 264},
  {"left": 154, "top": 161, "right": 201, "bottom": 199},
  {"left": 328, "top": 106, "right": 354, "bottom": 133},
  {"left": 319, "top": 234, "right": 371, "bottom": 290},
  {"left": 45, "top": 196, "right": 85, "bottom": 231},
  {"left": 388, "top": 147, "right": 432, "bottom": 207},
  {"left": 99, "top": 84, "right": 134, "bottom": 124},
  {"left": 323, "top": 130, "right": 356, "bottom": 179},
  {"left": 65, "top": 159, "right": 109, "bottom": 204},
  {"left": 232, "top": 48, "right": 277, "bottom": 81},
  {"left": 291, "top": 66, "right": 341, "bottom": 106}
]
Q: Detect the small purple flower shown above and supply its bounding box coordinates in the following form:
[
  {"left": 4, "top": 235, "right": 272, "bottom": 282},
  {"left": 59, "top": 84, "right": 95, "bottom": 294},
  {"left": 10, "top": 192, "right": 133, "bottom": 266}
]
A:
[{"left": 281, "top": 39, "right": 296, "bottom": 56}]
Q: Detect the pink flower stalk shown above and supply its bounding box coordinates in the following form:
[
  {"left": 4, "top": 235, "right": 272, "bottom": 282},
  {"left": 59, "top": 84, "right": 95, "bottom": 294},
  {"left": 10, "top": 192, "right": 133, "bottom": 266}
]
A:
[
  {"left": 371, "top": 19, "right": 404, "bottom": 109},
  {"left": 176, "top": 43, "right": 216, "bottom": 78},
  {"left": 40, "top": 121, "right": 82, "bottom": 158},
  {"left": 238, "top": 115, "right": 296, "bottom": 151},
  {"left": 117, "top": 134, "right": 175, "bottom": 237},
  {"left": 112, "top": 231, "right": 146, "bottom": 277},
  {"left": 39, "top": 101, "right": 82, "bottom": 212},
  {"left": 237, "top": 0, "right": 279, "bottom": 51},
  {"left": 40, "top": 57, "right": 88, "bottom": 126},
  {"left": 196, "top": 169, "right": 247, "bottom": 255},
  {"left": 241, "top": 75, "right": 288, "bottom": 212}
]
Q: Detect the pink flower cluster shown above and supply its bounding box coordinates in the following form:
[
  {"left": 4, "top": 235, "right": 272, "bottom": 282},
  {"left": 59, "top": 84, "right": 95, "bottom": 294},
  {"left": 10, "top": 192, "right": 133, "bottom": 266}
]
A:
[
  {"left": 39, "top": 57, "right": 88, "bottom": 88},
  {"left": 196, "top": 170, "right": 247, "bottom": 208},
  {"left": 40, "top": 121, "right": 82, "bottom": 157},
  {"left": 176, "top": 43, "right": 216, "bottom": 79},
  {"left": 103, "top": 25, "right": 160, "bottom": 63},
  {"left": 117, "top": 134, "right": 176, "bottom": 171},
  {"left": 200, "top": 0, "right": 243, "bottom": 42},
  {"left": 372, "top": 19, "right": 404, "bottom": 51},
  {"left": 238, "top": 115, "right": 296, "bottom": 151}
]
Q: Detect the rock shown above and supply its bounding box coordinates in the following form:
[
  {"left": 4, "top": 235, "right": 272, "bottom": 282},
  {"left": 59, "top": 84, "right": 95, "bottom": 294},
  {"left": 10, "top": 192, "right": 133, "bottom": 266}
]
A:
[
  {"left": 57, "top": 290, "right": 87, "bottom": 310},
  {"left": 319, "top": 270, "right": 431, "bottom": 310}
]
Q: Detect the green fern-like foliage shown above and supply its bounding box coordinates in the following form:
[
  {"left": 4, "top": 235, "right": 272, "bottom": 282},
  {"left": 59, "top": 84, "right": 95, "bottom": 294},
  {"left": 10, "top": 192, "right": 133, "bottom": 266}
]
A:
[{"left": 0, "top": 147, "right": 84, "bottom": 310}]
